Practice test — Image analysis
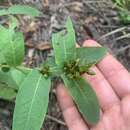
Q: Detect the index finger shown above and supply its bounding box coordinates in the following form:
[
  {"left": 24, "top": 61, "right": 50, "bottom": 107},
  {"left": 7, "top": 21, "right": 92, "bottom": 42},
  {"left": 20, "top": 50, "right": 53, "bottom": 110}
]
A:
[{"left": 84, "top": 40, "right": 130, "bottom": 99}]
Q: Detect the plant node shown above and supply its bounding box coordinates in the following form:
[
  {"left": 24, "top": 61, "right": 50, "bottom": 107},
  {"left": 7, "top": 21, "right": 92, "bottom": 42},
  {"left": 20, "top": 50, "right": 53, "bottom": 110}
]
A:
[
  {"left": 40, "top": 65, "right": 50, "bottom": 78},
  {"left": 63, "top": 59, "right": 81, "bottom": 79},
  {"left": 64, "top": 60, "right": 96, "bottom": 78}
]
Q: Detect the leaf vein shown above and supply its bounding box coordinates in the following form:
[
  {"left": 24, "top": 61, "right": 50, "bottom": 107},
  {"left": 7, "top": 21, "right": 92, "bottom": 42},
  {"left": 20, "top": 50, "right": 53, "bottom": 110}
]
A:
[{"left": 24, "top": 74, "right": 42, "bottom": 130}]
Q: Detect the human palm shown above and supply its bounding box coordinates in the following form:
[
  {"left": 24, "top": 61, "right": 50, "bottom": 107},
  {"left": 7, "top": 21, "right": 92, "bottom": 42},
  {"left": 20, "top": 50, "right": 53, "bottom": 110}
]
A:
[{"left": 56, "top": 40, "right": 130, "bottom": 130}]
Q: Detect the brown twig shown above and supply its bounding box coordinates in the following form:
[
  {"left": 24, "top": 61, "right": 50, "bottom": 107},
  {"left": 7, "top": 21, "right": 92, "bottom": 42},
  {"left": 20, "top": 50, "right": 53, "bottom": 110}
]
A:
[
  {"left": 25, "top": 41, "right": 51, "bottom": 51},
  {"left": 46, "top": 115, "right": 66, "bottom": 126},
  {"left": 35, "top": 42, "right": 51, "bottom": 50},
  {"left": 98, "top": 27, "right": 126, "bottom": 40}
]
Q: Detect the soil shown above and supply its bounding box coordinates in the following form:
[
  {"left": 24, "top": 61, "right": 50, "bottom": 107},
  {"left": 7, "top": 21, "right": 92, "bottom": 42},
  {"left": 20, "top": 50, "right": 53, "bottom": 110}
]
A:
[{"left": 0, "top": 0, "right": 130, "bottom": 130}]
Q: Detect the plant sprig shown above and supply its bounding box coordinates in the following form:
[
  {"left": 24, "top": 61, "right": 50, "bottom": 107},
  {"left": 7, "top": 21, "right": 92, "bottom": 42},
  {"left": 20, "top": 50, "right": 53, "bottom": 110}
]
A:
[
  {"left": 0, "top": 5, "right": 107, "bottom": 130},
  {"left": 112, "top": 0, "right": 130, "bottom": 24}
]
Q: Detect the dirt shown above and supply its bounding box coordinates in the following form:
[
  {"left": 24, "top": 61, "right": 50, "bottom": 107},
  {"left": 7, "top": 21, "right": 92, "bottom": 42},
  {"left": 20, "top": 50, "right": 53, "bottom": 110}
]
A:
[{"left": 0, "top": 0, "right": 130, "bottom": 130}]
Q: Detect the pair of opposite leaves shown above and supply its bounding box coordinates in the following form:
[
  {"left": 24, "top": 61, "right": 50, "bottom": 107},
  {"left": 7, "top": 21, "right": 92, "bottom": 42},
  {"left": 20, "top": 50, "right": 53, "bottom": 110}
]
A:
[
  {"left": 0, "top": 5, "right": 40, "bottom": 100},
  {"left": 12, "top": 18, "right": 107, "bottom": 130}
]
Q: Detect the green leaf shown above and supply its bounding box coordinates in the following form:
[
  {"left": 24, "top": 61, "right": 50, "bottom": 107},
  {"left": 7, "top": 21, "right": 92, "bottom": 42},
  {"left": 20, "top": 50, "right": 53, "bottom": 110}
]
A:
[
  {"left": 62, "top": 75, "right": 100, "bottom": 124},
  {"left": 0, "top": 26, "right": 25, "bottom": 66},
  {"left": 0, "top": 5, "right": 39, "bottom": 17},
  {"left": 0, "top": 83, "right": 17, "bottom": 101},
  {"left": 0, "top": 68, "right": 29, "bottom": 90},
  {"left": 76, "top": 47, "right": 107, "bottom": 67},
  {"left": 0, "top": 53, "right": 5, "bottom": 64},
  {"left": 0, "top": 9, "right": 8, "bottom": 16},
  {"left": 112, "top": 0, "right": 126, "bottom": 6},
  {"left": 112, "top": 0, "right": 130, "bottom": 24},
  {"left": 112, "top": 0, "right": 122, "bottom": 5},
  {"left": 9, "top": 16, "right": 19, "bottom": 30},
  {"left": 4, "top": 31, "right": 24, "bottom": 66},
  {"left": 52, "top": 17, "right": 76, "bottom": 66},
  {"left": 8, "top": 5, "right": 39, "bottom": 17},
  {"left": 119, "top": 10, "right": 130, "bottom": 24},
  {"left": 0, "top": 26, "right": 9, "bottom": 59},
  {"left": 0, "top": 26, "right": 6, "bottom": 63},
  {"left": 13, "top": 70, "right": 51, "bottom": 130}
]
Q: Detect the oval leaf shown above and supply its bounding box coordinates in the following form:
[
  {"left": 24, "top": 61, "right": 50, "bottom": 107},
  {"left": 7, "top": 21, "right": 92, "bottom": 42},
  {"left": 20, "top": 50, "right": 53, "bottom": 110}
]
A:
[
  {"left": 62, "top": 75, "right": 100, "bottom": 124},
  {"left": 52, "top": 17, "right": 76, "bottom": 66},
  {"left": 0, "top": 5, "right": 39, "bottom": 17},
  {"left": 8, "top": 5, "right": 39, "bottom": 17},
  {"left": 0, "top": 26, "right": 25, "bottom": 66},
  {"left": 5, "top": 32, "right": 24, "bottom": 66},
  {"left": 13, "top": 70, "right": 51, "bottom": 130},
  {"left": 76, "top": 47, "right": 107, "bottom": 66}
]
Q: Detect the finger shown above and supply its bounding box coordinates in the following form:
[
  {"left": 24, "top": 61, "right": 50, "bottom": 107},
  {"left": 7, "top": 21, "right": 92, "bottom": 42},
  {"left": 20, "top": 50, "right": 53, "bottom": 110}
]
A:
[
  {"left": 83, "top": 40, "right": 120, "bottom": 110},
  {"left": 84, "top": 40, "right": 130, "bottom": 98},
  {"left": 56, "top": 84, "right": 89, "bottom": 130},
  {"left": 83, "top": 66, "right": 120, "bottom": 111},
  {"left": 121, "top": 95, "right": 130, "bottom": 127}
]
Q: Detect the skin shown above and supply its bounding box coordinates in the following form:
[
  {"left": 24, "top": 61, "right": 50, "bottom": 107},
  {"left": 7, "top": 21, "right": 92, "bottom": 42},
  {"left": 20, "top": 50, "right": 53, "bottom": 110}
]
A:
[{"left": 56, "top": 40, "right": 130, "bottom": 130}]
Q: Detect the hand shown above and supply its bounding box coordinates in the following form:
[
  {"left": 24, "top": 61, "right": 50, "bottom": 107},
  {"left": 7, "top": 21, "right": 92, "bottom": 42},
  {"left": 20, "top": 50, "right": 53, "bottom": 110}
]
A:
[{"left": 56, "top": 40, "right": 130, "bottom": 130}]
